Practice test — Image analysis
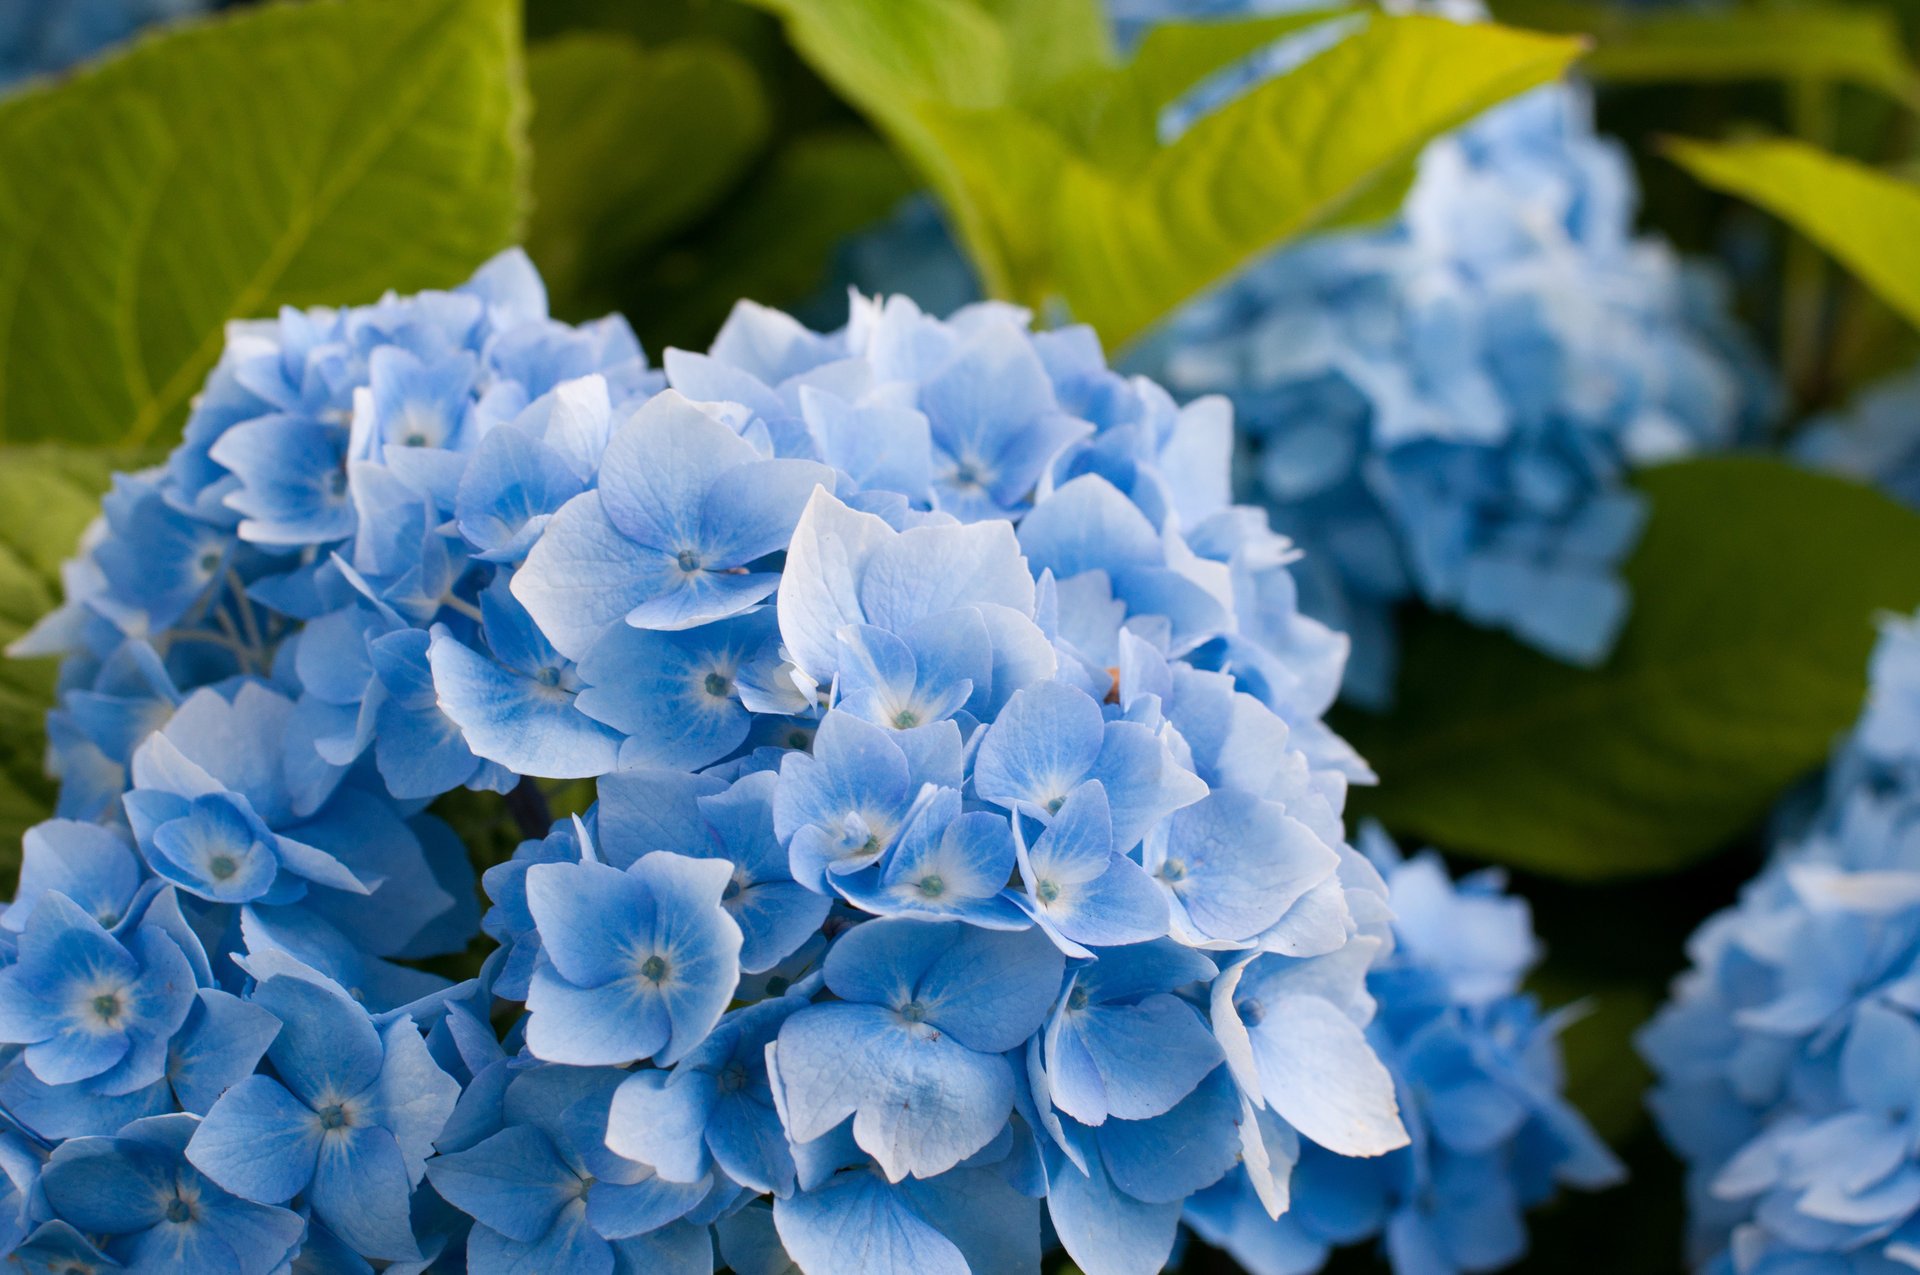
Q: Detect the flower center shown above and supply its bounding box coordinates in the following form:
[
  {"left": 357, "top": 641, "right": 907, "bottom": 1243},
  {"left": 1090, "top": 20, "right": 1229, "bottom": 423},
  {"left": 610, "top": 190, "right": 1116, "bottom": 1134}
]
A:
[
  {"left": 640, "top": 955, "right": 669, "bottom": 984},
  {"left": 718, "top": 1063, "right": 749, "bottom": 1094},
  {"left": 917, "top": 875, "right": 945, "bottom": 899},
  {"left": 899, "top": 1001, "right": 929, "bottom": 1024},
  {"left": 1158, "top": 858, "right": 1187, "bottom": 883},
  {"left": 704, "top": 672, "right": 732, "bottom": 698},
  {"left": 1045, "top": 795, "right": 1065, "bottom": 815},
  {"left": 1067, "top": 985, "right": 1090, "bottom": 1012},
  {"left": 197, "top": 549, "right": 222, "bottom": 576},
  {"left": 1036, "top": 879, "right": 1060, "bottom": 904},
  {"left": 91, "top": 992, "right": 123, "bottom": 1024},
  {"left": 317, "top": 1104, "right": 348, "bottom": 1130},
  {"left": 951, "top": 462, "right": 982, "bottom": 487},
  {"left": 165, "top": 1197, "right": 194, "bottom": 1224},
  {"left": 892, "top": 709, "right": 919, "bottom": 729},
  {"left": 676, "top": 549, "right": 702, "bottom": 573},
  {"left": 208, "top": 854, "right": 239, "bottom": 881},
  {"left": 534, "top": 666, "right": 563, "bottom": 689}
]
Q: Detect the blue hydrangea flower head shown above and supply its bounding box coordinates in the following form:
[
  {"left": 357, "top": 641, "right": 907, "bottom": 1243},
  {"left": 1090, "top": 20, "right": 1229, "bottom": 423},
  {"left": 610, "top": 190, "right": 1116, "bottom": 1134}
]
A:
[
  {"left": 1189, "top": 824, "right": 1622, "bottom": 1275},
  {"left": 1644, "top": 609, "right": 1920, "bottom": 1272},
  {"left": 1796, "top": 361, "right": 1920, "bottom": 513},
  {"left": 8, "top": 249, "right": 1439, "bottom": 1272}
]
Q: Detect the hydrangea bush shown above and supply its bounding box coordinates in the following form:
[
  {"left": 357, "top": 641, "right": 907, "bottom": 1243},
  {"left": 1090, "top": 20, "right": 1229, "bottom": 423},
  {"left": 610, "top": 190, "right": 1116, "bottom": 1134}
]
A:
[
  {"left": 1188, "top": 825, "right": 1621, "bottom": 1275},
  {"left": 1641, "top": 610, "right": 1920, "bottom": 1272},
  {"left": 0, "top": 250, "right": 1445, "bottom": 1273}
]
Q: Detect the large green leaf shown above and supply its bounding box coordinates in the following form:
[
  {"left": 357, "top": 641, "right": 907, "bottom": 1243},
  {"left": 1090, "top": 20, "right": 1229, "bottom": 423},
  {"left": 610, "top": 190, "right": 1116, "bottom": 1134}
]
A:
[
  {"left": 745, "top": 0, "right": 1582, "bottom": 346},
  {"left": 623, "top": 131, "right": 918, "bottom": 352},
  {"left": 0, "top": 0, "right": 526, "bottom": 449},
  {"left": 1041, "top": 16, "right": 1581, "bottom": 346},
  {"left": 1666, "top": 136, "right": 1920, "bottom": 336},
  {"left": 1494, "top": 0, "right": 1920, "bottom": 103},
  {"left": 0, "top": 448, "right": 139, "bottom": 862},
  {"left": 526, "top": 33, "right": 767, "bottom": 320},
  {"left": 1345, "top": 457, "right": 1920, "bottom": 879}
]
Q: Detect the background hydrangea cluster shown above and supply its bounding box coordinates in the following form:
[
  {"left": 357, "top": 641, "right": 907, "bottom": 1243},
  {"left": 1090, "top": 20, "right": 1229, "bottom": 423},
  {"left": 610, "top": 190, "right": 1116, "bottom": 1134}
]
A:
[
  {"left": 0, "top": 0, "right": 208, "bottom": 88},
  {"left": 1797, "top": 364, "right": 1920, "bottom": 513},
  {"left": 0, "top": 249, "right": 1612, "bottom": 1275},
  {"left": 1642, "top": 609, "right": 1920, "bottom": 1272},
  {"left": 1189, "top": 825, "right": 1622, "bottom": 1275},
  {"left": 828, "top": 0, "right": 1773, "bottom": 706},
  {"left": 1131, "top": 71, "right": 1773, "bottom": 703}
]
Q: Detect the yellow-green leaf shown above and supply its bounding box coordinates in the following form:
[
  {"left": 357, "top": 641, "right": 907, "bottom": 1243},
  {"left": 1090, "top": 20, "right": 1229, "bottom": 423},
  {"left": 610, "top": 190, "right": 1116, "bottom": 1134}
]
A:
[
  {"left": 1046, "top": 15, "right": 1582, "bottom": 345},
  {"left": 0, "top": 0, "right": 526, "bottom": 449},
  {"left": 1666, "top": 136, "right": 1920, "bottom": 335},
  {"left": 0, "top": 447, "right": 143, "bottom": 862},
  {"left": 745, "top": 0, "right": 1582, "bottom": 346}
]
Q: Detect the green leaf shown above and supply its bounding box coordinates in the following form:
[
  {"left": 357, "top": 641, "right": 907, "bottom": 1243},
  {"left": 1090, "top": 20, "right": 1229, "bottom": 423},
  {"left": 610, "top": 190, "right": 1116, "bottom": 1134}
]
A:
[
  {"left": 623, "top": 131, "right": 918, "bottom": 352},
  {"left": 0, "top": 0, "right": 526, "bottom": 449},
  {"left": 744, "top": 0, "right": 1583, "bottom": 346},
  {"left": 526, "top": 33, "right": 768, "bottom": 320},
  {"left": 1666, "top": 136, "right": 1920, "bottom": 337},
  {"left": 1493, "top": 0, "right": 1920, "bottom": 103},
  {"left": 0, "top": 447, "right": 140, "bottom": 864},
  {"left": 1041, "top": 16, "right": 1582, "bottom": 345},
  {"left": 1345, "top": 457, "right": 1920, "bottom": 879}
]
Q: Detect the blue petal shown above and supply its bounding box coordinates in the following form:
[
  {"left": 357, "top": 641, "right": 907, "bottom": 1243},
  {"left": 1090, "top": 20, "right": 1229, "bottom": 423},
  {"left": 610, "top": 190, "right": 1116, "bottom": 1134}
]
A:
[
  {"left": 168, "top": 990, "right": 282, "bottom": 1116},
  {"left": 427, "top": 1124, "right": 577, "bottom": 1245},
  {"left": 255, "top": 974, "right": 384, "bottom": 1108},
  {"left": 186, "top": 1075, "right": 323, "bottom": 1203},
  {"left": 309, "top": 1125, "right": 422, "bottom": 1261},
  {"left": 773, "top": 1170, "right": 970, "bottom": 1275},
  {"left": 428, "top": 626, "right": 620, "bottom": 779},
  {"left": 775, "top": 1001, "right": 1016, "bottom": 1180}
]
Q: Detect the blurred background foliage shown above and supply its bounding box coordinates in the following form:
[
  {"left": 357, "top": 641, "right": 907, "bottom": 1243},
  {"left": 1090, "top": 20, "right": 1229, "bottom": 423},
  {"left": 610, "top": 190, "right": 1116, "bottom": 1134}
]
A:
[{"left": 5, "top": 0, "right": 1920, "bottom": 1269}]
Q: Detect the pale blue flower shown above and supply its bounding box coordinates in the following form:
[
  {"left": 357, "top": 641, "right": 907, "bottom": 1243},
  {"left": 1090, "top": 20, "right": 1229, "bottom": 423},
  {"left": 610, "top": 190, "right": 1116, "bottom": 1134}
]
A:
[
  {"left": 10, "top": 250, "right": 1407, "bottom": 1275},
  {"left": 1797, "top": 361, "right": 1920, "bottom": 512},
  {"left": 186, "top": 970, "right": 459, "bottom": 1262},
  {"left": 1198, "top": 825, "right": 1620, "bottom": 1275},
  {"left": 33, "top": 1113, "right": 303, "bottom": 1274},
  {"left": 1644, "top": 610, "right": 1920, "bottom": 1272}
]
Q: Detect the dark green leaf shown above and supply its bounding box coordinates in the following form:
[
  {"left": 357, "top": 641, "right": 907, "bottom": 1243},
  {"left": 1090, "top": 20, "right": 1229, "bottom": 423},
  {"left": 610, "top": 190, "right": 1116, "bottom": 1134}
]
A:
[
  {"left": 624, "top": 131, "right": 918, "bottom": 352},
  {"left": 0, "top": 0, "right": 526, "bottom": 448},
  {"left": 1493, "top": 0, "right": 1920, "bottom": 103},
  {"left": 1346, "top": 457, "right": 1920, "bottom": 879},
  {"left": 526, "top": 33, "right": 768, "bottom": 320}
]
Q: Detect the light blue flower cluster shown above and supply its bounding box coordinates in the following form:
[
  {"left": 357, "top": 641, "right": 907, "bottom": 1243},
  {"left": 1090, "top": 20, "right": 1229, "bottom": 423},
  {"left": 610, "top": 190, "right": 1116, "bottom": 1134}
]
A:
[
  {"left": 1187, "top": 824, "right": 1621, "bottom": 1275},
  {"left": 0, "top": 0, "right": 209, "bottom": 88},
  {"left": 3, "top": 250, "right": 1426, "bottom": 1272},
  {"left": 1797, "top": 362, "right": 1920, "bottom": 512},
  {"left": 1642, "top": 610, "right": 1920, "bottom": 1272},
  {"left": 1136, "top": 76, "right": 1771, "bottom": 702}
]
